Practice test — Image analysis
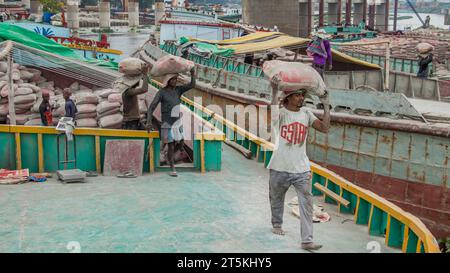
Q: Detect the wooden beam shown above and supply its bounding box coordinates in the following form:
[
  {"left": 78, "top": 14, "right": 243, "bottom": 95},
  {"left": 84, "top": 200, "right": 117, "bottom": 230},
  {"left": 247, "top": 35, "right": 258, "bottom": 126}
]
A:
[
  {"left": 37, "top": 133, "right": 44, "bottom": 173},
  {"left": 224, "top": 140, "right": 252, "bottom": 159},
  {"left": 314, "top": 183, "right": 350, "bottom": 207},
  {"left": 95, "top": 135, "right": 101, "bottom": 174},
  {"left": 200, "top": 138, "right": 205, "bottom": 173},
  {"left": 15, "top": 132, "right": 21, "bottom": 170},
  {"left": 149, "top": 138, "right": 154, "bottom": 173}
]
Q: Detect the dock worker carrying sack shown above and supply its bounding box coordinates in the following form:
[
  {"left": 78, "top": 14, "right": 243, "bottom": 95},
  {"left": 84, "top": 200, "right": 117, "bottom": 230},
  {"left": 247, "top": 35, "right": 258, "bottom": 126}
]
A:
[
  {"left": 150, "top": 55, "right": 195, "bottom": 77},
  {"left": 416, "top": 43, "right": 434, "bottom": 54},
  {"left": 263, "top": 60, "right": 328, "bottom": 103}
]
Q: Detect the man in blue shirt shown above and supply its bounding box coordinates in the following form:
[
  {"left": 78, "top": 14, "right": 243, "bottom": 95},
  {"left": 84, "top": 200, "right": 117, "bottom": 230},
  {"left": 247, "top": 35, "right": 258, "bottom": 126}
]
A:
[{"left": 63, "top": 89, "right": 77, "bottom": 120}]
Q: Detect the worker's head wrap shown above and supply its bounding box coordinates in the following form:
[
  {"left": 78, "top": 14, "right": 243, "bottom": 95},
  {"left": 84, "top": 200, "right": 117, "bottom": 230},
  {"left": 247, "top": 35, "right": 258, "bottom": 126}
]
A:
[
  {"left": 112, "top": 75, "right": 143, "bottom": 94},
  {"left": 161, "top": 73, "right": 179, "bottom": 88},
  {"left": 279, "top": 89, "right": 307, "bottom": 105},
  {"left": 314, "top": 29, "right": 330, "bottom": 39}
]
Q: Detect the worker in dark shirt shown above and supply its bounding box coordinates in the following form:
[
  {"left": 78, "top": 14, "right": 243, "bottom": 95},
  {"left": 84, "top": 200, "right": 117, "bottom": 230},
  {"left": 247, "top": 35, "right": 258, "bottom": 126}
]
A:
[
  {"left": 146, "top": 67, "right": 196, "bottom": 177},
  {"left": 39, "top": 91, "right": 53, "bottom": 126},
  {"left": 417, "top": 52, "right": 433, "bottom": 78},
  {"left": 121, "top": 64, "right": 151, "bottom": 130},
  {"left": 63, "top": 89, "right": 77, "bottom": 120}
]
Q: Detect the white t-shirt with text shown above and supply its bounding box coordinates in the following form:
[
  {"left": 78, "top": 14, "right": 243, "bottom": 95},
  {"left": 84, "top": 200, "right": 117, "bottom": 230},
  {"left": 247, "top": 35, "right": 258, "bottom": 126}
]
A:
[{"left": 267, "top": 107, "right": 318, "bottom": 174}]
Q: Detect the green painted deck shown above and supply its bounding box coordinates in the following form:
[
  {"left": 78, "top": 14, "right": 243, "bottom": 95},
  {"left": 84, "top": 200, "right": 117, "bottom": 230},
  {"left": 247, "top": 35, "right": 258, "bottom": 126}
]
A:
[{"left": 0, "top": 146, "right": 400, "bottom": 253}]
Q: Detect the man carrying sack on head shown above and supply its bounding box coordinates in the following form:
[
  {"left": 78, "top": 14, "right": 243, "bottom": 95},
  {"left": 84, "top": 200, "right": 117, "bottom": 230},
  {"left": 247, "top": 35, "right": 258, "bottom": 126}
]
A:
[
  {"left": 146, "top": 55, "right": 196, "bottom": 177},
  {"left": 264, "top": 60, "right": 330, "bottom": 251},
  {"left": 307, "top": 29, "right": 333, "bottom": 79},
  {"left": 113, "top": 57, "right": 152, "bottom": 130}
]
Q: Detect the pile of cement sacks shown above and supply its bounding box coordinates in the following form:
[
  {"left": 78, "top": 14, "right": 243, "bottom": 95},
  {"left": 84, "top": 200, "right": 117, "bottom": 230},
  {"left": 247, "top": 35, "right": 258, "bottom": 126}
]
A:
[
  {"left": 96, "top": 89, "right": 123, "bottom": 129},
  {"left": 342, "top": 36, "right": 449, "bottom": 61},
  {"left": 0, "top": 61, "right": 43, "bottom": 125},
  {"left": 0, "top": 58, "right": 157, "bottom": 129}
]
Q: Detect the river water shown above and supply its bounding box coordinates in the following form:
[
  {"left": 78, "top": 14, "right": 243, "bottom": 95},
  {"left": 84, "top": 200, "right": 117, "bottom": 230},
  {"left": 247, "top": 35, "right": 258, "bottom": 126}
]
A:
[
  {"left": 81, "top": 27, "right": 153, "bottom": 60},
  {"left": 389, "top": 12, "right": 447, "bottom": 30},
  {"left": 79, "top": 12, "right": 446, "bottom": 60}
]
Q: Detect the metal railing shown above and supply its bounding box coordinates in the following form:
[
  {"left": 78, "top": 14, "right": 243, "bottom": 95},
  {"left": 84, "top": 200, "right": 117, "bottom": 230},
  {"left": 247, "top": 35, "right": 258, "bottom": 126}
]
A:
[
  {"left": 178, "top": 94, "right": 441, "bottom": 253},
  {"left": 161, "top": 42, "right": 264, "bottom": 78}
]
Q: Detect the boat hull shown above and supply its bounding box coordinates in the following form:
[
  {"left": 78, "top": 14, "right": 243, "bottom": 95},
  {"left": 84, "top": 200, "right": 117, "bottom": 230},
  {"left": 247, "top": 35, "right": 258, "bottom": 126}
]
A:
[{"left": 181, "top": 87, "right": 450, "bottom": 238}]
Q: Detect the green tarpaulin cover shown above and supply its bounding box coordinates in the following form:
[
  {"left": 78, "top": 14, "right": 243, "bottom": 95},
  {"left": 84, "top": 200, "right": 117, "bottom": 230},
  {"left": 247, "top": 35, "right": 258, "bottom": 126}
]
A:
[
  {"left": 179, "top": 37, "right": 235, "bottom": 57},
  {"left": 0, "top": 23, "right": 118, "bottom": 70}
]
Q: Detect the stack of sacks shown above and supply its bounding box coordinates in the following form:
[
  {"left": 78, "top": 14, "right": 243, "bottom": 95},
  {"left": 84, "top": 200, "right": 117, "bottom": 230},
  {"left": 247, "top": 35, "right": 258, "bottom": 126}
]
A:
[
  {"left": 65, "top": 82, "right": 97, "bottom": 128},
  {"left": 0, "top": 61, "right": 43, "bottom": 125},
  {"left": 97, "top": 100, "right": 122, "bottom": 129},
  {"left": 97, "top": 57, "right": 149, "bottom": 129},
  {"left": 28, "top": 88, "right": 57, "bottom": 126},
  {"left": 94, "top": 88, "right": 123, "bottom": 129},
  {"left": 74, "top": 89, "right": 98, "bottom": 128}
]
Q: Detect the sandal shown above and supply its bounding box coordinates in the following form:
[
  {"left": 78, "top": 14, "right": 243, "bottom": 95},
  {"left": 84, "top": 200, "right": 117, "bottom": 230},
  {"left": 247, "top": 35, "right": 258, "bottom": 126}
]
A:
[
  {"left": 117, "top": 171, "right": 137, "bottom": 178},
  {"left": 169, "top": 171, "right": 178, "bottom": 177}
]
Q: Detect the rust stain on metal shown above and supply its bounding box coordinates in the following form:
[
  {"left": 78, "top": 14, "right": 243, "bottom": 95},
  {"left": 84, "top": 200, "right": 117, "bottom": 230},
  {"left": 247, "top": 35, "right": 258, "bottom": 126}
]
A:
[
  {"left": 389, "top": 132, "right": 396, "bottom": 177},
  {"left": 407, "top": 135, "right": 413, "bottom": 182},
  {"left": 380, "top": 135, "right": 391, "bottom": 144},
  {"left": 411, "top": 171, "right": 426, "bottom": 183},
  {"left": 371, "top": 129, "right": 380, "bottom": 176},
  {"left": 356, "top": 126, "right": 362, "bottom": 169}
]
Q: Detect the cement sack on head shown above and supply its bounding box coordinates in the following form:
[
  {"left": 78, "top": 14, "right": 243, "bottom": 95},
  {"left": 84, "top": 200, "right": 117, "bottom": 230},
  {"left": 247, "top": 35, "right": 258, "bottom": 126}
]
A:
[
  {"left": 416, "top": 43, "right": 434, "bottom": 54},
  {"left": 97, "top": 101, "right": 121, "bottom": 114},
  {"left": 24, "top": 119, "right": 42, "bottom": 126},
  {"left": 263, "top": 60, "right": 326, "bottom": 97},
  {"left": 14, "top": 94, "right": 36, "bottom": 105},
  {"left": 75, "top": 94, "right": 98, "bottom": 105},
  {"left": 97, "top": 107, "right": 120, "bottom": 119},
  {"left": 150, "top": 55, "right": 194, "bottom": 77},
  {"left": 98, "top": 113, "right": 123, "bottom": 128},
  {"left": 119, "top": 57, "right": 146, "bottom": 76},
  {"left": 108, "top": 93, "right": 123, "bottom": 104},
  {"left": 76, "top": 118, "right": 98, "bottom": 128},
  {"left": 77, "top": 104, "right": 97, "bottom": 114},
  {"left": 76, "top": 112, "right": 97, "bottom": 119}
]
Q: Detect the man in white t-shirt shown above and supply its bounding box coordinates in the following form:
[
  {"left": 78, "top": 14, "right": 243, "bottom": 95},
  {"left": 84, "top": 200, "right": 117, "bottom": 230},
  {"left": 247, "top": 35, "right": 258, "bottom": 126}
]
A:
[{"left": 267, "top": 79, "right": 330, "bottom": 251}]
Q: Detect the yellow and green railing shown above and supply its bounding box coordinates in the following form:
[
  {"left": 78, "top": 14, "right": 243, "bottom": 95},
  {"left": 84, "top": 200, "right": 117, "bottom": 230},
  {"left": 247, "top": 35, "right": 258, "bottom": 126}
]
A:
[
  {"left": 0, "top": 125, "right": 224, "bottom": 174},
  {"left": 178, "top": 93, "right": 441, "bottom": 253}
]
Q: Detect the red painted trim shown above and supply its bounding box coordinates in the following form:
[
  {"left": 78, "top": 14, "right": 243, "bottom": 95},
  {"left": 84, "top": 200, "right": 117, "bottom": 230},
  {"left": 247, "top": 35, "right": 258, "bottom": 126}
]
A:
[
  {"left": 159, "top": 20, "right": 241, "bottom": 29},
  {"left": 48, "top": 36, "right": 110, "bottom": 49}
]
